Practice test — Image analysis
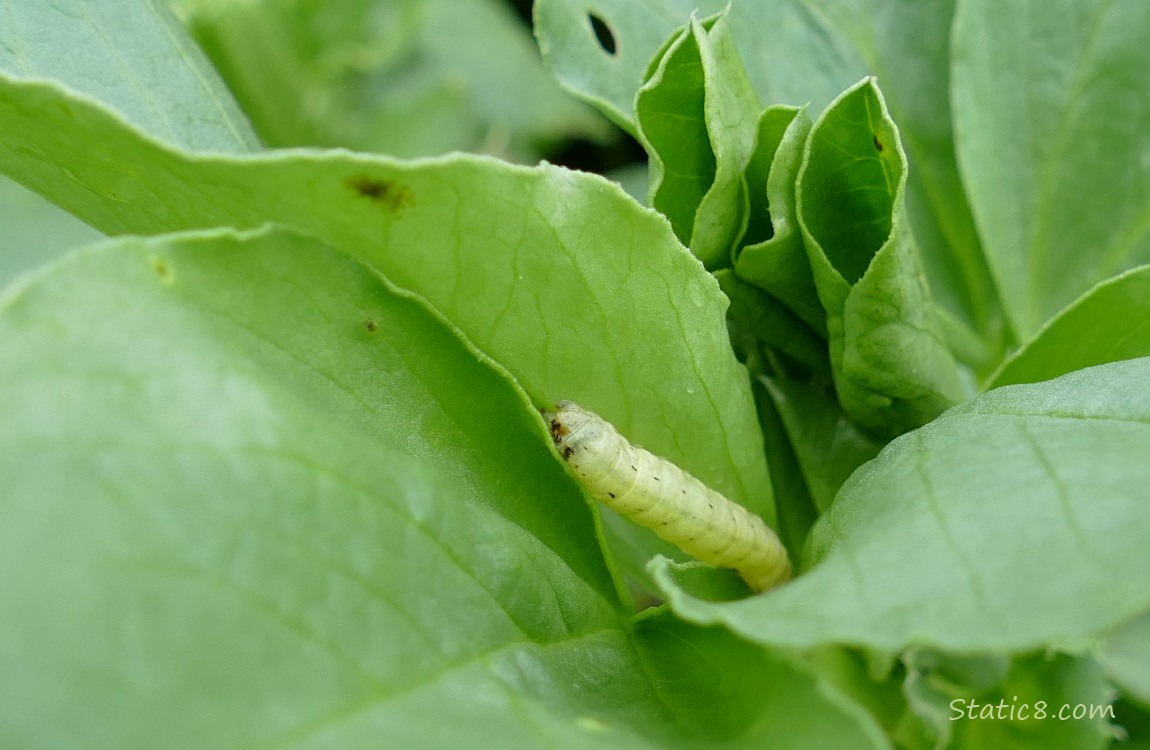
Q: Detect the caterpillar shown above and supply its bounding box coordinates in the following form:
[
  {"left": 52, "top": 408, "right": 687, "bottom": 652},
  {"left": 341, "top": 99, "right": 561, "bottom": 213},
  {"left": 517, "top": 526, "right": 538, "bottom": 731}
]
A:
[{"left": 543, "top": 400, "right": 791, "bottom": 592}]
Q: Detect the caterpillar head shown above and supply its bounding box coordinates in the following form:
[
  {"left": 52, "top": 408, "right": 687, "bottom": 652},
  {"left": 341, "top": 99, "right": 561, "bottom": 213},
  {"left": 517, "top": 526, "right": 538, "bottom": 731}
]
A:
[{"left": 543, "top": 401, "right": 617, "bottom": 464}]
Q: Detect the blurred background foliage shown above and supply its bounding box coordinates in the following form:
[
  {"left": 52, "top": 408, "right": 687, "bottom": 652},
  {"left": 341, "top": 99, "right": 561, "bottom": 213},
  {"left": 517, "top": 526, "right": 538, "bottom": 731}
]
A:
[
  {"left": 0, "top": 175, "right": 104, "bottom": 285},
  {"left": 168, "top": 0, "right": 628, "bottom": 164}
]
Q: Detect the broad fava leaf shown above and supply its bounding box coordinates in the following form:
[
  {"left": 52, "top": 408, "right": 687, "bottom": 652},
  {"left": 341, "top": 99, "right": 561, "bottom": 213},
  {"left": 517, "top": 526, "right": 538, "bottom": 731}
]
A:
[
  {"left": 0, "top": 227, "right": 890, "bottom": 748},
  {"left": 797, "top": 78, "right": 961, "bottom": 439},
  {"left": 537, "top": 0, "right": 995, "bottom": 342},
  {"left": 952, "top": 0, "right": 1150, "bottom": 339},
  {"left": 0, "top": 228, "right": 629, "bottom": 746},
  {"left": 991, "top": 264, "right": 1150, "bottom": 388},
  {"left": 656, "top": 358, "right": 1150, "bottom": 653},
  {"left": 733, "top": 105, "right": 825, "bottom": 335},
  {"left": 0, "top": 0, "right": 257, "bottom": 151},
  {"left": 0, "top": 74, "right": 775, "bottom": 586},
  {"left": 635, "top": 12, "right": 760, "bottom": 267}
]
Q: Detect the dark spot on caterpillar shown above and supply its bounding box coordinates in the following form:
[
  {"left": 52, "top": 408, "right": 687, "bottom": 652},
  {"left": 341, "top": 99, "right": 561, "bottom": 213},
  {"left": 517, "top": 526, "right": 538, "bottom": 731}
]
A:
[
  {"left": 608, "top": 492, "right": 615, "bottom": 498},
  {"left": 631, "top": 465, "right": 636, "bottom": 471},
  {"left": 365, "top": 319, "right": 378, "bottom": 332},
  {"left": 547, "top": 415, "right": 570, "bottom": 442},
  {"left": 346, "top": 174, "right": 413, "bottom": 213},
  {"left": 662, "top": 521, "right": 669, "bottom": 525},
  {"left": 707, "top": 502, "right": 714, "bottom": 509},
  {"left": 653, "top": 476, "right": 660, "bottom": 481},
  {"left": 873, "top": 135, "right": 884, "bottom": 152}
]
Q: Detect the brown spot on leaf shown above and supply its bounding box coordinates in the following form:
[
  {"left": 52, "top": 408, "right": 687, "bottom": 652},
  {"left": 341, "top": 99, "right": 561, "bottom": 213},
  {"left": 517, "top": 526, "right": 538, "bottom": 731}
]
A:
[
  {"left": 346, "top": 174, "right": 413, "bottom": 213},
  {"left": 873, "top": 135, "right": 884, "bottom": 152},
  {"left": 365, "top": 319, "right": 378, "bottom": 332},
  {"left": 151, "top": 257, "right": 173, "bottom": 284}
]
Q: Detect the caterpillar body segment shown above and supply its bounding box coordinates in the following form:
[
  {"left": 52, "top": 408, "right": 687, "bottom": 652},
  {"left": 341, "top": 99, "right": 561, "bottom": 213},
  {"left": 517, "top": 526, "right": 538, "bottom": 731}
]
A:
[{"left": 544, "top": 400, "right": 791, "bottom": 592}]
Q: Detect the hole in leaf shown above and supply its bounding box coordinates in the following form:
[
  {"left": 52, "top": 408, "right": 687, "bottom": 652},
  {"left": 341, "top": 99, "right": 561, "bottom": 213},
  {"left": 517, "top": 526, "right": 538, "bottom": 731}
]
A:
[{"left": 588, "top": 13, "right": 617, "bottom": 56}]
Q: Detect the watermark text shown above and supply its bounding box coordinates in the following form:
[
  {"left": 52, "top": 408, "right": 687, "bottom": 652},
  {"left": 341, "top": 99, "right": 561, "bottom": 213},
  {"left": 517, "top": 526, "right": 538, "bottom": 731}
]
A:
[{"left": 950, "top": 698, "right": 1114, "bottom": 722}]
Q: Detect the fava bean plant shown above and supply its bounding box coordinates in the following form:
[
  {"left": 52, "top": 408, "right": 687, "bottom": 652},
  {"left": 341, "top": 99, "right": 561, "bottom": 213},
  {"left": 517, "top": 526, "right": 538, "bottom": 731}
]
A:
[{"left": 2, "top": 1, "right": 1149, "bottom": 748}]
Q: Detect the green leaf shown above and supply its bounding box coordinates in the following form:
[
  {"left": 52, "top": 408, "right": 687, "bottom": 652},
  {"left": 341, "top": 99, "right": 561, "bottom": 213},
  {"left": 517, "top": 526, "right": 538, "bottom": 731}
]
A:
[
  {"left": 952, "top": 654, "right": 1112, "bottom": 750},
  {"left": 0, "top": 226, "right": 890, "bottom": 748},
  {"left": 990, "top": 265, "right": 1150, "bottom": 388},
  {"left": 901, "top": 649, "right": 1011, "bottom": 749},
  {"left": 751, "top": 378, "right": 819, "bottom": 560},
  {"left": 635, "top": 12, "right": 761, "bottom": 267},
  {"left": 715, "top": 269, "right": 829, "bottom": 380},
  {"left": 0, "top": 174, "right": 103, "bottom": 287},
  {"left": 175, "top": 0, "right": 610, "bottom": 159},
  {"left": 537, "top": 0, "right": 996, "bottom": 342},
  {"left": 815, "top": 0, "right": 997, "bottom": 348},
  {"left": 1113, "top": 699, "right": 1150, "bottom": 750},
  {"left": 0, "top": 227, "right": 626, "bottom": 746},
  {"left": 534, "top": 0, "right": 718, "bottom": 134},
  {"left": 604, "top": 162, "right": 650, "bottom": 206},
  {"left": 0, "top": 75, "right": 775, "bottom": 581},
  {"left": 535, "top": 0, "right": 859, "bottom": 130},
  {"left": 630, "top": 612, "right": 893, "bottom": 749},
  {"left": 805, "top": 647, "right": 920, "bottom": 746},
  {"left": 734, "top": 106, "right": 827, "bottom": 335},
  {"left": 797, "top": 78, "right": 961, "bottom": 438},
  {"left": 740, "top": 106, "right": 793, "bottom": 249},
  {"left": 633, "top": 24, "right": 710, "bottom": 249},
  {"left": 952, "top": 0, "right": 1150, "bottom": 339},
  {"left": 760, "top": 375, "right": 882, "bottom": 514},
  {"left": 1099, "top": 611, "right": 1150, "bottom": 705},
  {"left": 0, "top": 0, "right": 257, "bottom": 152},
  {"left": 908, "top": 653, "right": 1112, "bottom": 750},
  {"left": 654, "top": 357, "right": 1150, "bottom": 653}
]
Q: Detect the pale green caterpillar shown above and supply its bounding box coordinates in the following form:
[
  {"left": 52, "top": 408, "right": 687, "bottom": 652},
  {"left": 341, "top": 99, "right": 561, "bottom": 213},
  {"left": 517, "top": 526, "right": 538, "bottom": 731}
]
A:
[{"left": 544, "top": 400, "right": 791, "bottom": 592}]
